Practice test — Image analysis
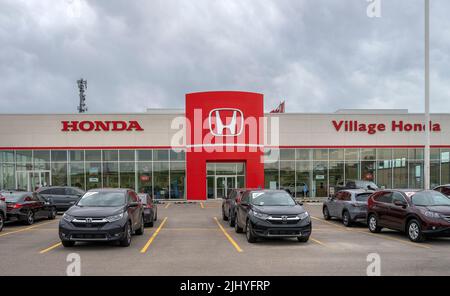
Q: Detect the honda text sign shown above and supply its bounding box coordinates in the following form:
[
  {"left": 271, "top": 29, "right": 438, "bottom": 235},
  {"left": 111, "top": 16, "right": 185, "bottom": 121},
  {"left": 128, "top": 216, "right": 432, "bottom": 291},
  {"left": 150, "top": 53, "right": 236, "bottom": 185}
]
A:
[{"left": 61, "top": 120, "right": 144, "bottom": 132}]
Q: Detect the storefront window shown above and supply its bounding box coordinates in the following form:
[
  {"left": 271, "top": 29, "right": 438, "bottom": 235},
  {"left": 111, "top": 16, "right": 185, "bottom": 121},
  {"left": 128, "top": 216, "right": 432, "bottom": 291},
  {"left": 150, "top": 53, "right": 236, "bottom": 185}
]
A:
[
  {"left": 70, "top": 162, "right": 85, "bottom": 190},
  {"left": 52, "top": 162, "right": 68, "bottom": 186},
  {"left": 378, "top": 160, "right": 392, "bottom": 189},
  {"left": 280, "top": 161, "right": 295, "bottom": 195},
  {"left": 137, "top": 162, "right": 152, "bottom": 194},
  {"left": 153, "top": 162, "right": 169, "bottom": 199},
  {"left": 345, "top": 161, "right": 359, "bottom": 181},
  {"left": 329, "top": 161, "right": 344, "bottom": 191},
  {"left": 119, "top": 150, "right": 135, "bottom": 162},
  {"left": 103, "top": 162, "right": 118, "bottom": 188},
  {"left": 361, "top": 161, "right": 376, "bottom": 182},
  {"left": 70, "top": 150, "right": 84, "bottom": 162},
  {"left": 137, "top": 150, "right": 152, "bottom": 161},
  {"left": 1, "top": 163, "right": 15, "bottom": 189},
  {"left": 431, "top": 161, "right": 440, "bottom": 189},
  {"left": 280, "top": 149, "right": 295, "bottom": 160},
  {"left": 409, "top": 161, "right": 423, "bottom": 188},
  {"left": 264, "top": 162, "right": 279, "bottom": 189},
  {"left": 441, "top": 149, "right": 450, "bottom": 184},
  {"left": 119, "top": 162, "right": 135, "bottom": 189},
  {"left": 393, "top": 158, "right": 408, "bottom": 188},
  {"left": 361, "top": 148, "right": 376, "bottom": 160},
  {"left": 313, "top": 161, "right": 328, "bottom": 197},
  {"left": 86, "top": 162, "right": 101, "bottom": 189},
  {"left": 329, "top": 149, "right": 344, "bottom": 161},
  {"left": 409, "top": 148, "right": 424, "bottom": 160},
  {"left": 314, "top": 149, "right": 328, "bottom": 161},
  {"left": 51, "top": 150, "right": 67, "bottom": 162},
  {"left": 85, "top": 150, "right": 101, "bottom": 162},
  {"left": 170, "top": 150, "right": 185, "bottom": 161},
  {"left": 345, "top": 149, "right": 359, "bottom": 161},
  {"left": 207, "top": 163, "right": 215, "bottom": 176},
  {"left": 296, "top": 161, "right": 312, "bottom": 198},
  {"left": 103, "top": 150, "right": 118, "bottom": 162},
  {"left": 16, "top": 150, "right": 32, "bottom": 164},
  {"left": 154, "top": 150, "right": 169, "bottom": 161},
  {"left": 170, "top": 162, "right": 185, "bottom": 199},
  {"left": 0, "top": 151, "right": 14, "bottom": 163},
  {"left": 216, "top": 163, "right": 236, "bottom": 175},
  {"left": 296, "top": 149, "right": 312, "bottom": 161}
]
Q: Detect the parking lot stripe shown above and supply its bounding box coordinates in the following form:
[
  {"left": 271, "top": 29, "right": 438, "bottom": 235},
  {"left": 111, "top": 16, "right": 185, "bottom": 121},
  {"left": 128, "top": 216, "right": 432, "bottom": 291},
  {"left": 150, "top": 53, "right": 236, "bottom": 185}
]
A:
[
  {"left": 140, "top": 217, "right": 168, "bottom": 253},
  {"left": 164, "top": 203, "right": 171, "bottom": 209},
  {"left": 213, "top": 217, "right": 243, "bottom": 253},
  {"left": 39, "top": 242, "right": 62, "bottom": 254},
  {"left": 200, "top": 202, "right": 204, "bottom": 209},
  {"left": 0, "top": 220, "right": 56, "bottom": 238},
  {"left": 310, "top": 238, "right": 328, "bottom": 247}
]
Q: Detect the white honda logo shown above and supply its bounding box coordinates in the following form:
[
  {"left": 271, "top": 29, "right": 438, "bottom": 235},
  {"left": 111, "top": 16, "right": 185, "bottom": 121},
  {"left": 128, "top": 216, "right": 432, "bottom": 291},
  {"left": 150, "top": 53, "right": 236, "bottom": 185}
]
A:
[{"left": 208, "top": 108, "right": 244, "bottom": 136}]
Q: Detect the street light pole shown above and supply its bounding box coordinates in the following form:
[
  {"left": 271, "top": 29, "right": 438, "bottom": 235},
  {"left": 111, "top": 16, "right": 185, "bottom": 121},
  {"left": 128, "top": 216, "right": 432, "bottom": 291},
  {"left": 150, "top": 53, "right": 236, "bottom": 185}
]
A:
[{"left": 424, "top": 0, "right": 430, "bottom": 190}]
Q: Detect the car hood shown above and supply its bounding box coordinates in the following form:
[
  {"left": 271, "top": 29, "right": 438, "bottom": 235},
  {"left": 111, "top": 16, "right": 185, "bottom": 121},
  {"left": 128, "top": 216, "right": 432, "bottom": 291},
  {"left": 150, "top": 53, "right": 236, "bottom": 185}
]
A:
[
  {"left": 423, "top": 205, "right": 450, "bottom": 215},
  {"left": 252, "top": 204, "right": 306, "bottom": 215},
  {"left": 66, "top": 206, "right": 124, "bottom": 218}
]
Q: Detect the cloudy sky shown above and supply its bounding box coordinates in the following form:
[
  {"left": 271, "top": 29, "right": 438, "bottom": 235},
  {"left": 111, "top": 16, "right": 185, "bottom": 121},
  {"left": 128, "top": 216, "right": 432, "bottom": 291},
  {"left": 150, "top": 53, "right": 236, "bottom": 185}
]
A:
[{"left": 1, "top": 0, "right": 449, "bottom": 113}]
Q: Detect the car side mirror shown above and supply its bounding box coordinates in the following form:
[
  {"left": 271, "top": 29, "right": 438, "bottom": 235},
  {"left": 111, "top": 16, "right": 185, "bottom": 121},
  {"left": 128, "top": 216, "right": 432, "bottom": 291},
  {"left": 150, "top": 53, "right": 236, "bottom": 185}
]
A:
[
  {"left": 47, "top": 197, "right": 53, "bottom": 203},
  {"left": 394, "top": 200, "right": 407, "bottom": 208},
  {"left": 296, "top": 201, "right": 304, "bottom": 206}
]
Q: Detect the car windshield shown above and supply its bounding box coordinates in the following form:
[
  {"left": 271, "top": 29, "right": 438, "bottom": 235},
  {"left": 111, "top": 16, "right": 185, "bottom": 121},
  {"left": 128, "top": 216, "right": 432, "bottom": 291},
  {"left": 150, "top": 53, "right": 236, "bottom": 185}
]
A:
[
  {"left": 355, "top": 193, "right": 371, "bottom": 202},
  {"left": 77, "top": 191, "right": 126, "bottom": 207},
  {"left": 411, "top": 191, "right": 450, "bottom": 207},
  {"left": 3, "top": 192, "right": 26, "bottom": 202},
  {"left": 250, "top": 191, "right": 296, "bottom": 206}
]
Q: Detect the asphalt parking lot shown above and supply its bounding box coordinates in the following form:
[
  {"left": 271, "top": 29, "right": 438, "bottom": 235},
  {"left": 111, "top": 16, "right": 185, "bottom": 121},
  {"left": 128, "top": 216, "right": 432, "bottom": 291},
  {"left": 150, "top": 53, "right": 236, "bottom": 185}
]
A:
[{"left": 0, "top": 201, "right": 449, "bottom": 276}]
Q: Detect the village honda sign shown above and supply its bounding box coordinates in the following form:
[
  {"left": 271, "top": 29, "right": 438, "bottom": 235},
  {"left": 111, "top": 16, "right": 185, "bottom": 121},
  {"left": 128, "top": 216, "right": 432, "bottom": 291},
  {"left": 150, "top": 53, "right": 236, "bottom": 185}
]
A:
[
  {"left": 332, "top": 120, "right": 441, "bottom": 135},
  {"left": 61, "top": 120, "right": 144, "bottom": 132}
]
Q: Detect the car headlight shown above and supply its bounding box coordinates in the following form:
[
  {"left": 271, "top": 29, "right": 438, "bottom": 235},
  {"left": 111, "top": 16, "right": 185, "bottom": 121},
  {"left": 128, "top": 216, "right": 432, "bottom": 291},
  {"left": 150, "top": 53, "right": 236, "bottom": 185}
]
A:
[
  {"left": 252, "top": 210, "right": 269, "bottom": 220},
  {"left": 106, "top": 213, "right": 124, "bottom": 222},
  {"left": 62, "top": 213, "right": 74, "bottom": 222},
  {"left": 424, "top": 211, "right": 442, "bottom": 219},
  {"left": 297, "top": 211, "right": 309, "bottom": 220}
]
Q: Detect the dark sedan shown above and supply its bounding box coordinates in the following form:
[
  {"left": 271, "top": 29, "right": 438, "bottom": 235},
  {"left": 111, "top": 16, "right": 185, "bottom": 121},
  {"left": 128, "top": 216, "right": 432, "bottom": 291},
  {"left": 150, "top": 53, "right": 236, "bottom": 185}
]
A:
[
  {"left": 222, "top": 188, "right": 244, "bottom": 227},
  {"left": 234, "top": 190, "right": 311, "bottom": 243},
  {"left": 37, "top": 186, "right": 85, "bottom": 211},
  {"left": 367, "top": 189, "right": 450, "bottom": 242},
  {"left": 138, "top": 193, "right": 157, "bottom": 227},
  {"left": 59, "top": 188, "right": 144, "bottom": 247},
  {"left": 4, "top": 191, "right": 56, "bottom": 225}
]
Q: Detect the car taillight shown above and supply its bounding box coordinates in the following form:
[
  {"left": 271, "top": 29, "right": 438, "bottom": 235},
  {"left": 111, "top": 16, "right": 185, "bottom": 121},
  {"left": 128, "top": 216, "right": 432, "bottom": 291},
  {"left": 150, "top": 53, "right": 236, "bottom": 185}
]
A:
[
  {"left": 146, "top": 204, "right": 153, "bottom": 209},
  {"left": 13, "top": 203, "right": 23, "bottom": 209}
]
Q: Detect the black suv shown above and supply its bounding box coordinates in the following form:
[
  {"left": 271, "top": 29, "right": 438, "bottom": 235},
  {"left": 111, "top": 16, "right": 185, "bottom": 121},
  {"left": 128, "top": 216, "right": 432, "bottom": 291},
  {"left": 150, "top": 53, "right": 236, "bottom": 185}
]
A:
[
  {"left": 37, "top": 186, "right": 85, "bottom": 211},
  {"left": 234, "top": 189, "right": 311, "bottom": 243},
  {"left": 59, "top": 188, "right": 144, "bottom": 247}
]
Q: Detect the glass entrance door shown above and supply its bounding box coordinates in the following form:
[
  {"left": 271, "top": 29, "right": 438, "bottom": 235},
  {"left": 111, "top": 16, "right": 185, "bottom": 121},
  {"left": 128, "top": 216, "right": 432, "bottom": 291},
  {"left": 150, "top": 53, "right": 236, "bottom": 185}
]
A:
[
  {"left": 15, "top": 171, "right": 51, "bottom": 191},
  {"left": 215, "top": 176, "right": 236, "bottom": 199}
]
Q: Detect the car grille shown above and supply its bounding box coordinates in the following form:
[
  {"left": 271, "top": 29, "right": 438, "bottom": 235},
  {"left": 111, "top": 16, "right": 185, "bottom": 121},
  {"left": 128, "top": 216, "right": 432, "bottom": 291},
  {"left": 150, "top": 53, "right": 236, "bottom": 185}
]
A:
[
  {"left": 71, "top": 233, "right": 107, "bottom": 240},
  {"left": 268, "top": 229, "right": 301, "bottom": 236},
  {"left": 71, "top": 218, "right": 108, "bottom": 228},
  {"left": 267, "top": 215, "right": 300, "bottom": 225}
]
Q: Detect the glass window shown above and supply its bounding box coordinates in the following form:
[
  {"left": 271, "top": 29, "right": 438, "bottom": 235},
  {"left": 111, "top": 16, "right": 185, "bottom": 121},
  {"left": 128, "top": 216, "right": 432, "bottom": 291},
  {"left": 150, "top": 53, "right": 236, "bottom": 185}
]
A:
[
  {"left": 119, "top": 150, "right": 135, "bottom": 162},
  {"left": 207, "top": 176, "right": 215, "bottom": 199},
  {"left": 206, "top": 163, "right": 215, "bottom": 176},
  {"left": 170, "top": 149, "right": 185, "bottom": 161},
  {"left": 119, "top": 162, "right": 135, "bottom": 190},
  {"left": 236, "top": 163, "right": 245, "bottom": 175},
  {"left": 103, "top": 150, "right": 118, "bottom": 162},
  {"left": 377, "top": 160, "right": 392, "bottom": 189},
  {"left": 154, "top": 150, "right": 169, "bottom": 161},
  {"left": 170, "top": 162, "right": 185, "bottom": 199},
  {"left": 313, "top": 161, "right": 328, "bottom": 197},
  {"left": 70, "top": 150, "right": 84, "bottom": 162},
  {"left": 216, "top": 163, "right": 236, "bottom": 175},
  {"left": 442, "top": 149, "right": 450, "bottom": 185},
  {"left": 329, "top": 149, "right": 344, "bottom": 161},
  {"left": 280, "top": 161, "right": 295, "bottom": 195},
  {"left": 296, "top": 149, "right": 312, "bottom": 161},
  {"left": 345, "top": 161, "right": 359, "bottom": 182},
  {"left": 86, "top": 162, "right": 101, "bottom": 189},
  {"left": 393, "top": 159, "right": 408, "bottom": 188},
  {"left": 314, "top": 149, "right": 328, "bottom": 160},
  {"left": 393, "top": 149, "right": 408, "bottom": 159},
  {"left": 85, "top": 150, "right": 101, "bottom": 161},
  {"left": 137, "top": 162, "right": 152, "bottom": 195},
  {"left": 431, "top": 148, "right": 440, "bottom": 161},
  {"left": 361, "top": 161, "right": 376, "bottom": 182},
  {"left": 264, "top": 149, "right": 280, "bottom": 163},
  {"left": 70, "top": 163, "right": 85, "bottom": 190},
  {"left": 280, "top": 149, "right": 295, "bottom": 160},
  {"left": 51, "top": 150, "right": 67, "bottom": 162},
  {"left": 33, "top": 150, "right": 50, "bottom": 162},
  {"left": 16, "top": 150, "right": 32, "bottom": 163},
  {"left": 153, "top": 162, "right": 169, "bottom": 199},
  {"left": 329, "top": 161, "right": 344, "bottom": 191},
  {"left": 103, "top": 162, "right": 118, "bottom": 188},
  {"left": 296, "top": 161, "right": 312, "bottom": 198},
  {"left": 52, "top": 162, "right": 68, "bottom": 186},
  {"left": 264, "top": 162, "right": 279, "bottom": 189},
  {"left": 0, "top": 151, "right": 14, "bottom": 163},
  {"left": 1, "top": 163, "right": 15, "bottom": 189},
  {"left": 409, "top": 148, "right": 424, "bottom": 160},
  {"left": 345, "top": 149, "right": 359, "bottom": 161},
  {"left": 409, "top": 161, "right": 423, "bottom": 189},
  {"left": 377, "top": 149, "right": 392, "bottom": 160},
  {"left": 431, "top": 161, "right": 440, "bottom": 189},
  {"left": 361, "top": 148, "right": 376, "bottom": 160},
  {"left": 137, "top": 150, "right": 152, "bottom": 161}
]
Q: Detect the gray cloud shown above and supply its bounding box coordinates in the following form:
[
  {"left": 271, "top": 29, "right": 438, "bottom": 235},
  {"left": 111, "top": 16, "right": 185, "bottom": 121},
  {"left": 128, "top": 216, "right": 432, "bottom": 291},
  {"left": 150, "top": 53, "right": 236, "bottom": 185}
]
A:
[{"left": 0, "top": 0, "right": 449, "bottom": 113}]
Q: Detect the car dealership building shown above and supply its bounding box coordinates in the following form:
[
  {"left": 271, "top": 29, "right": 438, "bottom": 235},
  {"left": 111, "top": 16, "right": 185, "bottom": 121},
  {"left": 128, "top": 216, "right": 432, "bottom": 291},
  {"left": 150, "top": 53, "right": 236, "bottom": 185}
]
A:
[{"left": 1, "top": 91, "right": 450, "bottom": 200}]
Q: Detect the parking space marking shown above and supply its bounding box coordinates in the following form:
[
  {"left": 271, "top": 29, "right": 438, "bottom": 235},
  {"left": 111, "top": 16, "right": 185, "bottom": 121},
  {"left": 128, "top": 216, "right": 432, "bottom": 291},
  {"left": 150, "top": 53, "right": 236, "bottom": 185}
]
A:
[
  {"left": 0, "top": 220, "right": 57, "bottom": 238},
  {"left": 213, "top": 217, "right": 243, "bottom": 253},
  {"left": 140, "top": 217, "right": 168, "bottom": 253},
  {"left": 311, "top": 216, "right": 432, "bottom": 250},
  {"left": 39, "top": 242, "right": 62, "bottom": 254},
  {"left": 310, "top": 237, "right": 328, "bottom": 247},
  {"left": 164, "top": 203, "right": 171, "bottom": 209}
]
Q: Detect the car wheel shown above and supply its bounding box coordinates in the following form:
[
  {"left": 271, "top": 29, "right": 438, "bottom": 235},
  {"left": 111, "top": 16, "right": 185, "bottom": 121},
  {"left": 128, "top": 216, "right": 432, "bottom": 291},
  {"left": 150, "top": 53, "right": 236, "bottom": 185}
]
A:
[
  {"left": 0, "top": 213, "right": 4, "bottom": 232},
  {"left": 119, "top": 222, "right": 132, "bottom": 247},
  {"left": 61, "top": 240, "right": 75, "bottom": 247},
  {"left": 407, "top": 219, "right": 425, "bottom": 243},
  {"left": 48, "top": 207, "right": 57, "bottom": 220},
  {"left": 228, "top": 211, "right": 235, "bottom": 227},
  {"left": 323, "top": 206, "right": 331, "bottom": 220},
  {"left": 24, "top": 211, "right": 34, "bottom": 225},
  {"left": 234, "top": 215, "right": 243, "bottom": 233},
  {"left": 135, "top": 216, "right": 144, "bottom": 235},
  {"left": 368, "top": 214, "right": 382, "bottom": 233},
  {"left": 245, "top": 219, "right": 257, "bottom": 243},
  {"left": 342, "top": 211, "right": 352, "bottom": 227},
  {"left": 222, "top": 207, "right": 228, "bottom": 221},
  {"left": 297, "top": 236, "right": 309, "bottom": 243}
]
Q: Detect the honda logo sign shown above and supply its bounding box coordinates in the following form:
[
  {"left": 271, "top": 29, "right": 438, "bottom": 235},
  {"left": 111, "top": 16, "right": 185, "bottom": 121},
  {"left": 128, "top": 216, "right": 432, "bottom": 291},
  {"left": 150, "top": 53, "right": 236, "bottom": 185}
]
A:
[{"left": 208, "top": 108, "right": 244, "bottom": 136}]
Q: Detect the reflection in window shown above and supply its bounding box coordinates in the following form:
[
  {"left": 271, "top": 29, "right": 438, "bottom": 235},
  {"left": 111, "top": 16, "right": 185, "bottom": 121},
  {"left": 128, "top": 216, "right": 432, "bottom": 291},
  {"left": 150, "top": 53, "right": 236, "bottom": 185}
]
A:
[
  {"left": 170, "top": 162, "right": 185, "bottom": 199},
  {"left": 153, "top": 162, "right": 169, "bottom": 199},
  {"left": 120, "top": 162, "right": 135, "bottom": 189},
  {"left": 103, "top": 162, "right": 118, "bottom": 188}
]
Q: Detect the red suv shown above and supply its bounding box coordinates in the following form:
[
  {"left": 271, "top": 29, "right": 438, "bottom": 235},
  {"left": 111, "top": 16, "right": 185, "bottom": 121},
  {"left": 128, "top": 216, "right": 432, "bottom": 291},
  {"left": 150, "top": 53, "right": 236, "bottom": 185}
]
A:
[{"left": 367, "top": 189, "right": 450, "bottom": 242}]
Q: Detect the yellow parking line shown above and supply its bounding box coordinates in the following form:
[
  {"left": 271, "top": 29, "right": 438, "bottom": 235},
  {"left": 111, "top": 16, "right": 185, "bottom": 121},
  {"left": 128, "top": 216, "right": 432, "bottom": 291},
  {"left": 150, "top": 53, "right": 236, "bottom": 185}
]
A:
[
  {"left": 140, "top": 217, "right": 167, "bottom": 253},
  {"left": 310, "top": 237, "right": 328, "bottom": 247},
  {"left": 200, "top": 202, "right": 204, "bottom": 209},
  {"left": 0, "top": 220, "right": 56, "bottom": 238},
  {"left": 164, "top": 203, "right": 171, "bottom": 209},
  {"left": 213, "top": 217, "right": 243, "bottom": 253},
  {"left": 39, "top": 242, "right": 62, "bottom": 254}
]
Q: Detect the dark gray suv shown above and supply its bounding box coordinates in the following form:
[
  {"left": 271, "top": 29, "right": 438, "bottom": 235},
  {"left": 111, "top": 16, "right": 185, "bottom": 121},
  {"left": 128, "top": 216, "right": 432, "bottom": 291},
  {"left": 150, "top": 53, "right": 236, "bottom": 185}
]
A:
[
  {"left": 37, "top": 186, "right": 85, "bottom": 211},
  {"left": 323, "top": 189, "right": 373, "bottom": 226}
]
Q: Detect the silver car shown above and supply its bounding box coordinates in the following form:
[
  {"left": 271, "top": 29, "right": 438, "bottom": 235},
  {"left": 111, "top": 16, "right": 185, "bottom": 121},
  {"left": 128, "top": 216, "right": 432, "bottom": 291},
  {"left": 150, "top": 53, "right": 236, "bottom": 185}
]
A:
[
  {"left": 0, "top": 191, "right": 6, "bottom": 232},
  {"left": 322, "top": 189, "right": 374, "bottom": 227}
]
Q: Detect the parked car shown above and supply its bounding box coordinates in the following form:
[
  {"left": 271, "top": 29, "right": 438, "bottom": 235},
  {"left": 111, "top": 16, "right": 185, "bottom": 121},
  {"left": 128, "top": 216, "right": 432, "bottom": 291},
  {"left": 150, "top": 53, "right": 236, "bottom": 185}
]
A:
[
  {"left": 222, "top": 188, "right": 245, "bottom": 227},
  {"left": 59, "top": 188, "right": 144, "bottom": 247},
  {"left": 322, "top": 189, "right": 373, "bottom": 226},
  {"left": 3, "top": 191, "right": 56, "bottom": 225},
  {"left": 0, "top": 192, "right": 6, "bottom": 232},
  {"left": 336, "top": 180, "right": 378, "bottom": 193},
  {"left": 137, "top": 193, "right": 157, "bottom": 227},
  {"left": 36, "top": 186, "right": 85, "bottom": 211},
  {"left": 367, "top": 189, "right": 450, "bottom": 242},
  {"left": 234, "top": 189, "right": 311, "bottom": 243},
  {"left": 433, "top": 184, "right": 450, "bottom": 197}
]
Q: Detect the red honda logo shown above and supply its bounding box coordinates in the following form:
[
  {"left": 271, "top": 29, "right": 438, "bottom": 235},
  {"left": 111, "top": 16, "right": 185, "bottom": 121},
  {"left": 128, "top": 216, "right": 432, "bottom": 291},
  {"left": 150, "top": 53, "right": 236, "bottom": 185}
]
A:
[{"left": 208, "top": 108, "right": 244, "bottom": 136}]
